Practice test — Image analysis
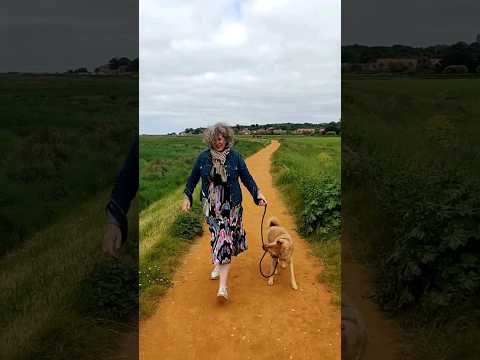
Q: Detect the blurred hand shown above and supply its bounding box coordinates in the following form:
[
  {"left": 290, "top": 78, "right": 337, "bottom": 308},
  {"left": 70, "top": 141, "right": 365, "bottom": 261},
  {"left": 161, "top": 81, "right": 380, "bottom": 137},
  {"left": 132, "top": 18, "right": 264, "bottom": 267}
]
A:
[
  {"left": 182, "top": 197, "right": 191, "bottom": 212},
  {"left": 102, "top": 223, "right": 122, "bottom": 258},
  {"left": 257, "top": 192, "right": 268, "bottom": 206}
]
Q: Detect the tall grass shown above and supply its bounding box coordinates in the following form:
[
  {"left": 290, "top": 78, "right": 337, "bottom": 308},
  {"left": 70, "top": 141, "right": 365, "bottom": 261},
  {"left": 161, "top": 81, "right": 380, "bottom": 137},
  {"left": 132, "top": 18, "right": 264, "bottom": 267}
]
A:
[
  {"left": 0, "top": 74, "right": 137, "bottom": 255},
  {"left": 343, "top": 77, "right": 480, "bottom": 358},
  {"left": 271, "top": 136, "right": 341, "bottom": 302},
  {"left": 0, "top": 191, "right": 138, "bottom": 359},
  {"left": 0, "top": 74, "right": 138, "bottom": 359}
]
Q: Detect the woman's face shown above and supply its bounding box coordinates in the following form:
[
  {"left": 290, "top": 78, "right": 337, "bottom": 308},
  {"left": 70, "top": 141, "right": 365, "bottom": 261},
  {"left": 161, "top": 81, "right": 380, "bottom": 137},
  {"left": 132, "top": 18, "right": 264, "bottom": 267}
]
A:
[{"left": 213, "top": 134, "right": 226, "bottom": 152}]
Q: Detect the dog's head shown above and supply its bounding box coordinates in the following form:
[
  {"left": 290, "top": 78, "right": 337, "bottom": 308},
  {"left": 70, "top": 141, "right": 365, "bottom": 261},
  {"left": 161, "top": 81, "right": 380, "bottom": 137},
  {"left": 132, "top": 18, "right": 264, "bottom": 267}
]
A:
[{"left": 263, "top": 237, "right": 292, "bottom": 259}]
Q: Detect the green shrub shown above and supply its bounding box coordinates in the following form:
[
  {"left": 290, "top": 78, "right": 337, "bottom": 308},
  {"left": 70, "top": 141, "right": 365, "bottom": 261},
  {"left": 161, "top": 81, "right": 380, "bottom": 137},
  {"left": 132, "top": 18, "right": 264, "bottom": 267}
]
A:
[
  {"left": 300, "top": 176, "right": 341, "bottom": 237},
  {"left": 271, "top": 137, "right": 341, "bottom": 301},
  {"left": 82, "top": 259, "right": 138, "bottom": 321},
  {"left": 170, "top": 205, "right": 203, "bottom": 241},
  {"left": 378, "top": 180, "right": 480, "bottom": 315}
]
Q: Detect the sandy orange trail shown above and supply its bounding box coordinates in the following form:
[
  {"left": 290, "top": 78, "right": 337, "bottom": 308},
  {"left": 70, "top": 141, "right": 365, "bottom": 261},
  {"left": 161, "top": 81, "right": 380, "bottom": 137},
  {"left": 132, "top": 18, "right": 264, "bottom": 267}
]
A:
[
  {"left": 342, "top": 235, "right": 403, "bottom": 360},
  {"left": 140, "top": 140, "right": 340, "bottom": 360}
]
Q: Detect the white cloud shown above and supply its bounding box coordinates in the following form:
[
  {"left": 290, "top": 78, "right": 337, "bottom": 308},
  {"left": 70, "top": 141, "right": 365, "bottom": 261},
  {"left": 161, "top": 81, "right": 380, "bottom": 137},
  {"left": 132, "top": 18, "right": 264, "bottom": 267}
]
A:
[
  {"left": 212, "top": 22, "right": 248, "bottom": 47},
  {"left": 140, "top": 0, "right": 340, "bottom": 134},
  {"left": 251, "top": 0, "right": 291, "bottom": 14}
]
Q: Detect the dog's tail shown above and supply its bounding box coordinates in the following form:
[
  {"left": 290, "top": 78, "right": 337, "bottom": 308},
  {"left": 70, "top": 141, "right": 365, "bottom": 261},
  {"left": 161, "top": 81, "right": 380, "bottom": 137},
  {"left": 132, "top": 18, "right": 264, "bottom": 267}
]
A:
[{"left": 268, "top": 216, "right": 281, "bottom": 227}]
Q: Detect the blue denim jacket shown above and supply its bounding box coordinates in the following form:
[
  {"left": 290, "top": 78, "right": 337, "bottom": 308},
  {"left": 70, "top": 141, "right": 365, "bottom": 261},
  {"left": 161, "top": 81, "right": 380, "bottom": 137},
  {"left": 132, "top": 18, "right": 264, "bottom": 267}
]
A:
[
  {"left": 184, "top": 149, "right": 260, "bottom": 207},
  {"left": 106, "top": 136, "right": 139, "bottom": 243}
]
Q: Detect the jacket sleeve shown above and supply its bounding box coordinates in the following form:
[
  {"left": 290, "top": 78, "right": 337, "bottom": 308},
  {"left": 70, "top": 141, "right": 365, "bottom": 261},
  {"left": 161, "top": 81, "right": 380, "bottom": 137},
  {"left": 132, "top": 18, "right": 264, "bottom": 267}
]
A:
[
  {"left": 106, "top": 136, "right": 139, "bottom": 243},
  {"left": 238, "top": 153, "right": 260, "bottom": 205},
  {"left": 184, "top": 154, "right": 202, "bottom": 206}
]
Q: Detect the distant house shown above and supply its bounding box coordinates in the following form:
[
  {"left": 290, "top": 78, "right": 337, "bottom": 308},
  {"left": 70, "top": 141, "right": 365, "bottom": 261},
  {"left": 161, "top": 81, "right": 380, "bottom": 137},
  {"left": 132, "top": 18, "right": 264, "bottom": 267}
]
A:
[
  {"left": 443, "top": 65, "right": 469, "bottom": 74},
  {"left": 429, "top": 58, "right": 443, "bottom": 71},
  {"left": 295, "top": 128, "right": 316, "bottom": 135},
  {"left": 273, "top": 129, "right": 287, "bottom": 135},
  {"left": 344, "top": 57, "right": 447, "bottom": 74},
  {"left": 319, "top": 128, "right": 326, "bottom": 135},
  {"left": 325, "top": 131, "right": 337, "bottom": 136},
  {"left": 95, "top": 64, "right": 117, "bottom": 75},
  {"left": 95, "top": 63, "right": 134, "bottom": 75},
  {"left": 239, "top": 129, "right": 251, "bottom": 135},
  {"left": 375, "top": 58, "right": 418, "bottom": 73},
  {"left": 254, "top": 129, "right": 267, "bottom": 135}
]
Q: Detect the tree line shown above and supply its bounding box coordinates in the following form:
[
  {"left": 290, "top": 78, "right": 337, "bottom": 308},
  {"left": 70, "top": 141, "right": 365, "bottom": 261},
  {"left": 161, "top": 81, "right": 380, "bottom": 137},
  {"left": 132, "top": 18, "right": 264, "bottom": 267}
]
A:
[
  {"left": 66, "top": 57, "right": 139, "bottom": 74},
  {"left": 342, "top": 41, "right": 480, "bottom": 72},
  {"left": 180, "top": 121, "right": 341, "bottom": 135}
]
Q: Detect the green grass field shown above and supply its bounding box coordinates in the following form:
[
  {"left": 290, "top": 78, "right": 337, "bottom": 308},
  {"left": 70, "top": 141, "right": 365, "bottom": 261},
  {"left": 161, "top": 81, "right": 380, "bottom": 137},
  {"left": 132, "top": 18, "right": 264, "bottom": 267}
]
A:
[
  {"left": 271, "top": 136, "right": 341, "bottom": 302},
  {"left": 139, "top": 135, "right": 269, "bottom": 210},
  {"left": 0, "top": 74, "right": 137, "bottom": 255},
  {"left": 343, "top": 77, "right": 480, "bottom": 359},
  {"left": 139, "top": 135, "right": 269, "bottom": 317},
  {"left": 0, "top": 75, "right": 138, "bottom": 359}
]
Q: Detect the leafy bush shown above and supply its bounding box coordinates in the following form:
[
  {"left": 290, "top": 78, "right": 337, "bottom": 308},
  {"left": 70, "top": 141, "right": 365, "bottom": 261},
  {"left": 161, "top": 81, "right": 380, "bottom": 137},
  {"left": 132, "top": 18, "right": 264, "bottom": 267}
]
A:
[
  {"left": 82, "top": 259, "right": 138, "bottom": 321},
  {"left": 170, "top": 205, "right": 203, "bottom": 241},
  {"left": 272, "top": 138, "right": 341, "bottom": 240},
  {"left": 271, "top": 137, "right": 341, "bottom": 299},
  {"left": 378, "top": 180, "right": 480, "bottom": 315},
  {"left": 300, "top": 177, "right": 341, "bottom": 237}
]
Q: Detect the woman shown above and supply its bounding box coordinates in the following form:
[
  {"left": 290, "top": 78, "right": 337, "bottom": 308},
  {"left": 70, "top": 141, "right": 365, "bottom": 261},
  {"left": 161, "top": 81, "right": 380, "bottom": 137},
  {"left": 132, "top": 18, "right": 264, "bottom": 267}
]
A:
[{"left": 182, "top": 123, "right": 267, "bottom": 302}]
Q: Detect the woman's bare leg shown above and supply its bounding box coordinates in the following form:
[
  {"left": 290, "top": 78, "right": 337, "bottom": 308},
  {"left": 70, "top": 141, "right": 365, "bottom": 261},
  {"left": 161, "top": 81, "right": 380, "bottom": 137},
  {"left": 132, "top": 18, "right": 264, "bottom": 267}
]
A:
[{"left": 218, "top": 263, "right": 231, "bottom": 290}]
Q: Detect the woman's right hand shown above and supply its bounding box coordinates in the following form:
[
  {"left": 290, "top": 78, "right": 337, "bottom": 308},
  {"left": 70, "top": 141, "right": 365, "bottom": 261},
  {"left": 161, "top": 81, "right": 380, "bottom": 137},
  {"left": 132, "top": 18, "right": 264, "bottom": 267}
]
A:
[{"left": 182, "top": 197, "right": 191, "bottom": 212}]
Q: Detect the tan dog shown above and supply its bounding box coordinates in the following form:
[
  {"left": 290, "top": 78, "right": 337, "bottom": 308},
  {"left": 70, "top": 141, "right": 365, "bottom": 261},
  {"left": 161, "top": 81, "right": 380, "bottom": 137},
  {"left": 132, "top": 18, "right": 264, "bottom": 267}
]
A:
[{"left": 262, "top": 217, "right": 298, "bottom": 290}]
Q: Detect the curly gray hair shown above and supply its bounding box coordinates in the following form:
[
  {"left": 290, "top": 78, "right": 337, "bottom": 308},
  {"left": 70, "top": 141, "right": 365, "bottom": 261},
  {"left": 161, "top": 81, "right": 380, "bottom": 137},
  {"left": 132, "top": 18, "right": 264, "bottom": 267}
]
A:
[{"left": 203, "top": 122, "right": 234, "bottom": 148}]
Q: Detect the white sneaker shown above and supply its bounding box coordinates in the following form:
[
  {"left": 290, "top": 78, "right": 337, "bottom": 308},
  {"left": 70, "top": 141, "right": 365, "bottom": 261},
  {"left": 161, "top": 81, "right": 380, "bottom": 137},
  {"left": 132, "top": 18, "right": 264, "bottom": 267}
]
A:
[
  {"left": 217, "top": 287, "right": 229, "bottom": 302},
  {"left": 210, "top": 268, "right": 220, "bottom": 280}
]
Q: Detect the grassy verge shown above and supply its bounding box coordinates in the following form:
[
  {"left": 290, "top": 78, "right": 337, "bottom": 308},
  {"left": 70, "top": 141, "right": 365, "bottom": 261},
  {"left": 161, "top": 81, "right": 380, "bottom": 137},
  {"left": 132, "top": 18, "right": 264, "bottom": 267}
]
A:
[
  {"left": 139, "top": 137, "right": 270, "bottom": 318},
  {"left": 343, "top": 77, "right": 480, "bottom": 359},
  {"left": 0, "top": 75, "right": 137, "bottom": 255},
  {"left": 139, "top": 188, "right": 203, "bottom": 318},
  {"left": 271, "top": 136, "right": 341, "bottom": 304},
  {"left": 0, "top": 191, "right": 138, "bottom": 359}
]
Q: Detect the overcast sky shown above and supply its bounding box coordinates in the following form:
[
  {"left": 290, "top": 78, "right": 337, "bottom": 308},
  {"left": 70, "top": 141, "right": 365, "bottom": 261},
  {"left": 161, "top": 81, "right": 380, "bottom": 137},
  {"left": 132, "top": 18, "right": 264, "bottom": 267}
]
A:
[
  {"left": 342, "top": 0, "right": 480, "bottom": 46},
  {"left": 140, "top": 0, "right": 341, "bottom": 134},
  {"left": 1, "top": 1, "right": 138, "bottom": 72}
]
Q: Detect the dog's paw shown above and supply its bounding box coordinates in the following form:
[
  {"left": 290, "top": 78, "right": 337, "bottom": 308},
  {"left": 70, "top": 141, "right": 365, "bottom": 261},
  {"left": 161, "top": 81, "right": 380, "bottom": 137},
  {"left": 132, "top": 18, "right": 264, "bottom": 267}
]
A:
[
  {"left": 291, "top": 283, "right": 299, "bottom": 290},
  {"left": 267, "top": 278, "right": 274, "bottom": 286}
]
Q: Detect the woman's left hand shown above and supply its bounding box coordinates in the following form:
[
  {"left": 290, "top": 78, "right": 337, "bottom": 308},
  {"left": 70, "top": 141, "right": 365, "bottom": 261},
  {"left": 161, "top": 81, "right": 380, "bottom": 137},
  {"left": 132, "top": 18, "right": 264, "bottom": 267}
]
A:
[{"left": 257, "top": 192, "right": 268, "bottom": 206}]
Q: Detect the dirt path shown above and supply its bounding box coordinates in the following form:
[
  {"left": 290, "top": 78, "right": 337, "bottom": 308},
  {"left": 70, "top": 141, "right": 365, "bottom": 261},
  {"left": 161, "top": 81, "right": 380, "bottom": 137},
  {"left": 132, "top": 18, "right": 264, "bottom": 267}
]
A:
[
  {"left": 140, "top": 140, "right": 340, "bottom": 360},
  {"left": 342, "top": 232, "right": 404, "bottom": 360}
]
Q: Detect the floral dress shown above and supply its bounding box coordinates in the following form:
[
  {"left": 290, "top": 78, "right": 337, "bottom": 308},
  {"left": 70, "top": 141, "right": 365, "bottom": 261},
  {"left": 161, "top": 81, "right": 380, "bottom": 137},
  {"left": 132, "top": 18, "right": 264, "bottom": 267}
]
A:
[{"left": 205, "top": 168, "right": 247, "bottom": 265}]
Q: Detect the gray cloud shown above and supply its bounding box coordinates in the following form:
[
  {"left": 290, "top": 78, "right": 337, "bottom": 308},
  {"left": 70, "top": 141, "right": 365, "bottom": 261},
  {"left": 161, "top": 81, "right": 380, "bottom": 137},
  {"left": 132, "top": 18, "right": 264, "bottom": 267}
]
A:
[
  {"left": 2, "top": 0, "right": 138, "bottom": 72},
  {"left": 140, "top": 0, "right": 340, "bottom": 134},
  {"left": 342, "top": 0, "right": 480, "bottom": 46}
]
